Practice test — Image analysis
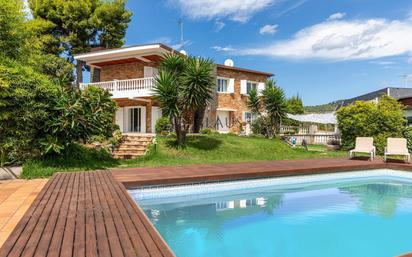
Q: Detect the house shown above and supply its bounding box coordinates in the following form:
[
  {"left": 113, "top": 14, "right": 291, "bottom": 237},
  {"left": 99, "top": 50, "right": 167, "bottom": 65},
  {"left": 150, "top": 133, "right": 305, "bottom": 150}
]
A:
[
  {"left": 340, "top": 87, "right": 412, "bottom": 106},
  {"left": 74, "top": 43, "right": 273, "bottom": 134},
  {"left": 338, "top": 87, "right": 412, "bottom": 124}
]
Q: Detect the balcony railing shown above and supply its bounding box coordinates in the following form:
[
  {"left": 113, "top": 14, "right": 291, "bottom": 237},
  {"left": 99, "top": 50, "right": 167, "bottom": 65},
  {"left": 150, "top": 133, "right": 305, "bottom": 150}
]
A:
[{"left": 80, "top": 77, "right": 155, "bottom": 98}]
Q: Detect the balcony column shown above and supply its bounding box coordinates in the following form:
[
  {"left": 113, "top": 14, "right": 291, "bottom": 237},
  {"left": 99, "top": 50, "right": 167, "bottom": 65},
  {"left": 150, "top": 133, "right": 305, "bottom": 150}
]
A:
[
  {"left": 75, "top": 60, "right": 85, "bottom": 89},
  {"left": 146, "top": 101, "right": 152, "bottom": 133}
]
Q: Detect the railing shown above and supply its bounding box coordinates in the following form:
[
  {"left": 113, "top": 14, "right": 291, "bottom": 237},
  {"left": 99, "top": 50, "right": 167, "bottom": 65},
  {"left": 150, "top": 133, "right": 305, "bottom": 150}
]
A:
[
  {"left": 283, "top": 134, "right": 341, "bottom": 145},
  {"left": 80, "top": 77, "right": 155, "bottom": 98},
  {"left": 280, "top": 125, "right": 336, "bottom": 135},
  {"left": 280, "top": 126, "right": 309, "bottom": 135}
]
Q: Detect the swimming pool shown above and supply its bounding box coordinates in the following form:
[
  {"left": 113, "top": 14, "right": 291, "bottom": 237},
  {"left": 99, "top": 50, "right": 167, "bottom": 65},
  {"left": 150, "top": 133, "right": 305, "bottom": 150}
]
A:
[{"left": 129, "top": 169, "right": 412, "bottom": 257}]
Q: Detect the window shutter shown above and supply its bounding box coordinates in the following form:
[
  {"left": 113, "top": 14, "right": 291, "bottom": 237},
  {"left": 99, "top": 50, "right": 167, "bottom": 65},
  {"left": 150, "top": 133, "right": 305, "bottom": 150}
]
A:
[
  {"left": 258, "top": 82, "right": 265, "bottom": 95},
  {"left": 228, "top": 79, "right": 235, "bottom": 93},
  {"left": 152, "top": 67, "right": 159, "bottom": 76},
  {"left": 240, "top": 80, "right": 247, "bottom": 94},
  {"left": 144, "top": 66, "right": 153, "bottom": 77},
  {"left": 115, "top": 108, "right": 124, "bottom": 132}
]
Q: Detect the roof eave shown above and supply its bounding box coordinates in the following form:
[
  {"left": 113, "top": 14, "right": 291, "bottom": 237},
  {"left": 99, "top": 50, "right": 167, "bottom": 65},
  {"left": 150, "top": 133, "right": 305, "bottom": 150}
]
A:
[
  {"left": 73, "top": 43, "right": 176, "bottom": 62},
  {"left": 216, "top": 64, "right": 273, "bottom": 77}
]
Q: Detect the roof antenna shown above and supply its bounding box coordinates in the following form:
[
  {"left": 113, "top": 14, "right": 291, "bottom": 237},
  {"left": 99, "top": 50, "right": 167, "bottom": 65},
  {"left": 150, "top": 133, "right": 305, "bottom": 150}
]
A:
[
  {"left": 400, "top": 74, "right": 409, "bottom": 87},
  {"left": 178, "top": 18, "right": 187, "bottom": 55},
  {"left": 178, "top": 17, "right": 184, "bottom": 50}
]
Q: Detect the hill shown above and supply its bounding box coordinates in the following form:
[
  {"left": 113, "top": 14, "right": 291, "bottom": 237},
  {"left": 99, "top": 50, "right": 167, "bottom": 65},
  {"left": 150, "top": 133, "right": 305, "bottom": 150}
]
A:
[{"left": 304, "top": 100, "right": 344, "bottom": 113}]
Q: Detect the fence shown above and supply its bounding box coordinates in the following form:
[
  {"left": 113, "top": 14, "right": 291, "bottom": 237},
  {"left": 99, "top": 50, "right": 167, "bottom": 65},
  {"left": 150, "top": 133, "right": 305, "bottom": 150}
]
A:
[{"left": 283, "top": 134, "right": 341, "bottom": 145}]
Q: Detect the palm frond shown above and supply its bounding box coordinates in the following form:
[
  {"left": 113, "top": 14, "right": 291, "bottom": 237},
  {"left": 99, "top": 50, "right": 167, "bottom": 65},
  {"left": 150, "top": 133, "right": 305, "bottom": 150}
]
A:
[
  {"left": 247, "top": 88, "right": 261, "bottom": 115},
  {"left": 153, "top": 70, "right": 180, "bottom": 118},
  {"left": 265, "top": 78, "right": 276, "bottom": 89},
  {"left": 158, "top": 53, "right": 186, "bottom": 74},
  {"left": 180, "top": 56, "right": 215, "bottom": 110}
]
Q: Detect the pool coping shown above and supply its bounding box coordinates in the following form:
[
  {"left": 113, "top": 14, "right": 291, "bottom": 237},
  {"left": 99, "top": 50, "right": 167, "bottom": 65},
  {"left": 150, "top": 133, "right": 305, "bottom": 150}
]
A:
[
  {"left": 2, "top": 157, "right": 412, "bottom": 257},
  {"left": 111, "top": 157, "right": 412, "bottom": 187}
]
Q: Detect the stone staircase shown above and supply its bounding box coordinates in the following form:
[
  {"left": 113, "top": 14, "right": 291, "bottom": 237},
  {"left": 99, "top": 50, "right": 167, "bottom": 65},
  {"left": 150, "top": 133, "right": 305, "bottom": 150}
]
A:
[{"left": 112, "top": 134, "right": 154, "bottom": 159}]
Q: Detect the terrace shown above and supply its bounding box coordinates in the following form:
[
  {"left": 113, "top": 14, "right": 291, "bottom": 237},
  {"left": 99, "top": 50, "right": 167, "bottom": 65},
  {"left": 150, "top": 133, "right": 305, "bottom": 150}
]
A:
[{"left": 80, "top": 77, "right": 156, "bottom": 98}]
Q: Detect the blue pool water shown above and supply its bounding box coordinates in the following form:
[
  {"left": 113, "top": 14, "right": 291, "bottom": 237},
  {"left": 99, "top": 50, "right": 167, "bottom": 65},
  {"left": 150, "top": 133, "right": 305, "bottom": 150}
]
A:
[{"left": 131, "top": 170, "right": 412, "bottom": 257}]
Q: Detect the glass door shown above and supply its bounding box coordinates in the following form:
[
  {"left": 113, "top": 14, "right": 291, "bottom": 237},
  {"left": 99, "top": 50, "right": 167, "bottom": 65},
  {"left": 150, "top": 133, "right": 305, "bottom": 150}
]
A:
[{"left": 128, "top": 108, "right": 142, "bottom": 132}]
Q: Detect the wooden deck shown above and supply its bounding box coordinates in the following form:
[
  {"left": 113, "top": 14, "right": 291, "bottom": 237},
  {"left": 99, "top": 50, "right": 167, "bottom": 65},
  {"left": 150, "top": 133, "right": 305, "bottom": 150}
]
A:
[
  {"left": 112, "top": 157, "right": 412, "bottom": 187},
  {"left": 2, "top": 157, "right": 412, "bottom": 257},
  {"left": 0, "top": 171, "right": 174, "bottom": 257}
]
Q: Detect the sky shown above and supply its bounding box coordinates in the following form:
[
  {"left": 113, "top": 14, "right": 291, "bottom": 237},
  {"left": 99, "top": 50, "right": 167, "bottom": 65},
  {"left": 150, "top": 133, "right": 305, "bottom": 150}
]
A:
[{"left": 124, "top": 0, "right": 412, "bottom": 105}]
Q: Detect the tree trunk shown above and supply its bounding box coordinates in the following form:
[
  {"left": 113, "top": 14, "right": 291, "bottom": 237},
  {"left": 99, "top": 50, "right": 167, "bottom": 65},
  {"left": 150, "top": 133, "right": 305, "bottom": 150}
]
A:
[
  {"left": 75, "top": 60, "right": 84, "bottom": 90},
  {"left": 175, "top": 117, "right": 188, "bottom": 146},
  {"left": 174, "top": 117, "right": 182, "bottom": 145},
  {"left": 181, "top": 127, "right": 187, "bottom": 145},
  {"left": 193, "top": 108, "right": 205, "bottom": 133}
]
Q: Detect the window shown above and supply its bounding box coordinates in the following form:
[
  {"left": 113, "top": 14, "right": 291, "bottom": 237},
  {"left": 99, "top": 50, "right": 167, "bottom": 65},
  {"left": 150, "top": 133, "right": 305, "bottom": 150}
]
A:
[
  {"left": 217, "top": 78, "right": 229, "bottom": 93},
  {"left": 246, "top": 81, "right": 258, "bottom": 94},
  {"left": 144, "top": 66, "right": 159, "bottom": 78},
  {"left": 92, "top": 68, "right": 101, "bottom": 82},
  {"left": 244, "top": 112, "right": 257, "bottom": 123}
]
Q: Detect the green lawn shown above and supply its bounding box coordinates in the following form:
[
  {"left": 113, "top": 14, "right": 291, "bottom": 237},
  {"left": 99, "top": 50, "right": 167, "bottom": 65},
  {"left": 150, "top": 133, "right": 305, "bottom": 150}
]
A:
[{"left": 22, "top": 134, "right": 346, "bottom": 178}]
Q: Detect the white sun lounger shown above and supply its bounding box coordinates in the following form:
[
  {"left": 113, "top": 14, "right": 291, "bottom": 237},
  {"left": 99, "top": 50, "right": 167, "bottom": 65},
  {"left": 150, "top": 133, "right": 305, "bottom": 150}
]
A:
[
  {"left": 349, "top": 137, "right": 375, "bottom": 160},
  {"left": 384, "top": 138, "right": 410, "bottom": 163}
]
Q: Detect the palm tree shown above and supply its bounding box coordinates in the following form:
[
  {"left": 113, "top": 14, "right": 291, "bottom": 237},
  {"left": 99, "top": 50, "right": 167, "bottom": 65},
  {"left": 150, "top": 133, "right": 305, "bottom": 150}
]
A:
[
  {"left": 154, "top": 53, "right": 215, "bottom": 145},
  {"left": 247, "top": 79, "right": 287, "bottom": 138},
  {"left": 247, "top": 88, "right": 261, "bottom": 116},
  {"left": 262, "top": 79, "right": 288, "bottom": 137}
]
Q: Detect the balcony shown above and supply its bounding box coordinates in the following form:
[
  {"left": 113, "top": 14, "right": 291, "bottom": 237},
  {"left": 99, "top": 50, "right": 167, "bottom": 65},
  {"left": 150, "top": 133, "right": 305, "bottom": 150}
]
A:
[{"left": 80, "top": 77, "right": 155, "bottom": 98}]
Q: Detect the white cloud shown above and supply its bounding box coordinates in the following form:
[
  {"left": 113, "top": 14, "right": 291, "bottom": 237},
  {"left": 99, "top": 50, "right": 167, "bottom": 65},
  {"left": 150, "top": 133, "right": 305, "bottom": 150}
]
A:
[
  {"left": 238, "top": 16, "right": 412, "bottom": 61},
  {"left": 215, "top": 20, "right": 225, "bottom": 32},
  {"left": 259, "top": 24, "right": 278, "bottom": 35},
  {"left": 370, "top": 60, "right": 395, "bottom": 65},
  {"left": 212, "top": 46, "right": 235, "bottom": 52},
  {"left": 327, "top": 12, "right": 346, "bottom": 21},
  {"left": 407, "top": 10, "right": 412, "bottom": 20},
  {"left": 168, "top": 0, "right": 274, "bottom": 22}
]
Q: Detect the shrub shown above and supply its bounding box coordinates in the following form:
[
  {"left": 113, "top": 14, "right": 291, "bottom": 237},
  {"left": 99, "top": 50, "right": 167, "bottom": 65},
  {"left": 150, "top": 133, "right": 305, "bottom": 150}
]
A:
[
  {"left": 402, "top": 127, "right": 412, "bottom": 153},
  {"left": 21, "top": 144, "right": 118, "bottom": 178},
  {"left": 89, "top": 135, "right": 107, "bottom": 143},
  {"left": 286, "top": 95, "right": 304, "bottom": 114},
  {"left": 336, "top": 96, "right": 406, "bottom": 154},
  {"left": 42, "top": 86, "right": 118, "bottom": 154},
  {"left": 0, "top": 59, "right": 59, "bottom": 164},
  {"left": 155, "top": 116, "right": 172, "bottom": 134},
  {"left": 327, "top": 139, "right": 340, "bottom": 146},
  {"left": 281, "top": 117, "right": 300, "bottom": 126},
  {"left": 251, "top": 116, "right": 269, "bottom": 136},
  {"left": 108, "top": 129, "right": 123, "bottom": 146},
  {"left": 247, "top": 79, "right": 288, "bottom": 138},
  {"left": 200, "top": 128, "right": 212, "bottom": 134}
]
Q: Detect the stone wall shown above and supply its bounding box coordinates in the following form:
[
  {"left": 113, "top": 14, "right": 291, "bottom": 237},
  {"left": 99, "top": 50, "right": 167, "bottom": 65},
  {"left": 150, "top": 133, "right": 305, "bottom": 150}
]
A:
[
  {"left": 99, "top": 61, "right": 157, "bottom": 82},
  {"left": 204, "top": 66, "right": 269, "bottom": 133}
]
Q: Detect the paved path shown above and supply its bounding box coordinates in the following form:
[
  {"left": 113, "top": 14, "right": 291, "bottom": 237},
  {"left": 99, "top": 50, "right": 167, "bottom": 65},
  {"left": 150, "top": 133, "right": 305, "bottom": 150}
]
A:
[{"left": 0, "top": 179, "right": 47, "bottom": 247}]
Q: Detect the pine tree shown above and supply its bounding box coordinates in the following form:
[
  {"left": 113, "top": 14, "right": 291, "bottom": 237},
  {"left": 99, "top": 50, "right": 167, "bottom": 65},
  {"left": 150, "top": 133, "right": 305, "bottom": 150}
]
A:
[{"left": 28, "top": 0, "right": 132, "bottom": 86}]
